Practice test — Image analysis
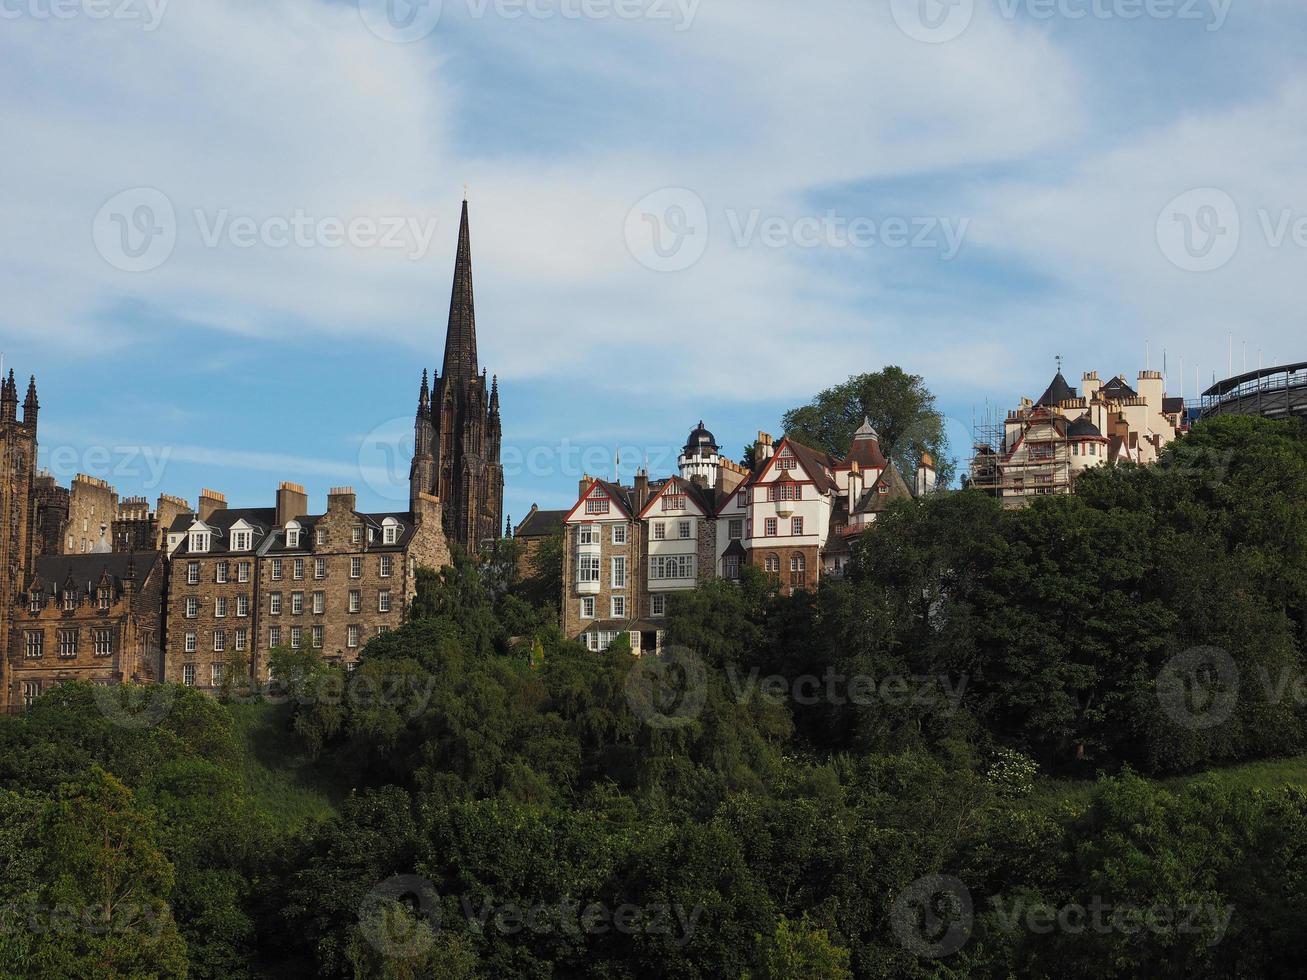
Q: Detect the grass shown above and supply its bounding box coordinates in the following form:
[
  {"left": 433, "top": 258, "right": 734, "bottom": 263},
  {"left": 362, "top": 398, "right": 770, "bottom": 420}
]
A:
[{"left": 225, "top": 701, "right": 350, "bottom": 831}]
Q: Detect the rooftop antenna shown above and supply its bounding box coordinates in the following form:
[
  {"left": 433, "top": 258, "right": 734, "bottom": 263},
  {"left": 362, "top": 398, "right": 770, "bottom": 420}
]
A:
[
  {"left": 1242, "top": 340, "right": 1247, "bottom": 373},
  {"left": 613, "top": 445, "right": 620, "bottom": 483},
  {"left": 1228, "top": 333, "right": 1233, "bottom": 379},
  {"left": 1179, "top": 355, "right": 1185, "bottom": 399},
  {"left": 1146, "top": 341, "right": 1150, "bottom": 371}
]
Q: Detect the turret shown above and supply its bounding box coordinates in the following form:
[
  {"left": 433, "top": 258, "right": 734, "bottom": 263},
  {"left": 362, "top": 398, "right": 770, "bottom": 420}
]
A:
[
  {"left": 410, "top": 370, "right": 438, "bottom": 511},
  {"left": 0, "top": 369, "right": 16, "bottom": 423},
  {"left": 22, "top": 374, "right": 38, "bottom": 428}
]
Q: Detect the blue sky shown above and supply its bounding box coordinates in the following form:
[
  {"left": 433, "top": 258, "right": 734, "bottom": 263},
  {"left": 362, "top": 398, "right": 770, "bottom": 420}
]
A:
[{"left": 1, "top": 0, "right": 1304, "bottom": 520}]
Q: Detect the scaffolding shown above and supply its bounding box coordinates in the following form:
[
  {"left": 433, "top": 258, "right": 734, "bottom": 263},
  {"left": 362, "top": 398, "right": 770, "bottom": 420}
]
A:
[{"left": 969, "top": 407, "right": 1074, "bottom": 505}]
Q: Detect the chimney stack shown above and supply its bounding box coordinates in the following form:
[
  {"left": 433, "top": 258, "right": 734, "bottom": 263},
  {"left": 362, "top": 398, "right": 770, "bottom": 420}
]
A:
[
  {"left": 276, "top": 481, "right": 309, "bottom": 526},
  {"left": 755, "top": 431, "right": 775, "bottom": 466},
  {"left": 327, "top": 486, "right": 356, "bottom": 513},
  {"left": 634, "top": 470, "right": 650, "bottom": 511},
  {"left": 198, "top": 489, "right": 226, "bottom": 522}
]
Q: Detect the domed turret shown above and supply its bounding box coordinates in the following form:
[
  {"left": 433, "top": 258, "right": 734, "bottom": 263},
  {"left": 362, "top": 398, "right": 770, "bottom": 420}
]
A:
[{"left": 679, "top": 421, "right": 722, "bottom": 487}]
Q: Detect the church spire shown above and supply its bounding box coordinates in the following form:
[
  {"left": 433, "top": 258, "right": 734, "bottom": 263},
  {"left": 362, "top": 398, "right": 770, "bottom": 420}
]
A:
[
  {"left": 22, "top": 374, "right": 38, "bottom": 427},
  {"left": 418, "top": 368, "right": 430, "bottom": 413},
  {"left": 441, "top": 198, "right": 478, "bottom": 382}
]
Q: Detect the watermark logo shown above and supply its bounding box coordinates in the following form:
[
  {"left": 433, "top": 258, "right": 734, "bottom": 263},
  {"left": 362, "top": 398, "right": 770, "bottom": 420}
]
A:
[
  {"left": 358, "top": 0, "right": 444, "bottom": 42},
  {"left": 990, "top": 896, "right": 1233, "bottom": 944},
  {"left": 1156, "top": 645, "right": 1238, "bottom": 730},
  {"left": 890, "top": 0, "right": 974, "bottom": 43},
  {"left": 891, "top": 875, "right": 974, "bottom": 958},
  {"left": 1156, "top": 188, "right": 1240, "bottom": 272},
  {"left": 624, "top": 187, "right": 710, "bottom": 273},
  {"left": 92, "top": 682, "right": 177, "bottom": 730},
  {"left": 0, "top": 0, "right": 169, "bottom": 30},
  {"left": 93, "top": 187, "right": 177, "bottom": 274},
  {"left": 359, "top": 875, "right": 442, "bottom": 959},
  {"left": 624, "top": 644, "right": 707, "bottom": 729}
]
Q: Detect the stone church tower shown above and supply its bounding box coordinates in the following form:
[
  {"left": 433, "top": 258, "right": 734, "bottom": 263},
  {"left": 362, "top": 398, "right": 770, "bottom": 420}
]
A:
[
  {"left": 0, "top": 371, "right": 41, "bottom": 708},
  {"left": 410, "top": 199, "right": 504, "bottom": 556}
]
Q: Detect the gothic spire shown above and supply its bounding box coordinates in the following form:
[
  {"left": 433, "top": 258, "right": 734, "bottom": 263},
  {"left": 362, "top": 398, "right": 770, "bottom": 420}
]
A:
[
  {"left": 441, "top": 198, "right": 478, "bottom": 382},
  {"left": 418, "top": 369, "right": 430, "bottom": 413},
  {"left": 22, "top": 374, "right": 38, "bottom": 426}
]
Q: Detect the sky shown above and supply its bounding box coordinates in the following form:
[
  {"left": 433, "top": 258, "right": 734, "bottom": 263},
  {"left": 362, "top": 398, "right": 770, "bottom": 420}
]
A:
[{"left": 1, "top": 0, "right": 1304, "bottom": 520}]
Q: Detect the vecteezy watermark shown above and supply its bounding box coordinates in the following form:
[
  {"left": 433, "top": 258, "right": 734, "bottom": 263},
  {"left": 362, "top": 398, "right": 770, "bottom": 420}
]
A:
[
  {"left": 1155, "top": 645, "right": 1239, "bottom": 730},
  {"left": 38, "top": 443, "right": 173, "bottom": 488},
  {"left": 892, "top": 875, "right": 974, "bottom": 959},
  {"left": 459, "top": 895, "right": 703, "bottom": 948},
  {"left": 624, "top": 188, "right": 970, "bottom": 272},
  {"left": 989, "top": 896, "right": 1233, "bottom": 945},
  {"left": 359, "top": 875, "right": 443, "bottom": 960},
  {"left": 624, "top": 645, "right": 707, "bottom": 729},
  {"left": 890, "top": 0, "right": 1229, "bottom": 43},
  {"left": 92, "top": 188, "right": 440, "bottom": 273},
  {"left": 0, "top": 900, "right": 172, "bottom": 943},
  {"left": 1155, "top": 188, "right": 1240, "bottom": 273},
  {"left": 93, "top": 682, "right": 178, "bottom": 730},
  {"left": 0, "top": 0, "right": 169, "bottom": 30},
  {"left": 726, "top": 667, "right": 970, "bottom": 715},
  {"left": 358, "top": 0, "right": 699, "bottom": 43}
]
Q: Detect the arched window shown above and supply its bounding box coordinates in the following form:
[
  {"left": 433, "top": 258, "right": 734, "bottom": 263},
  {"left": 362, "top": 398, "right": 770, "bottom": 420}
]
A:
[{"left": 764, "top": 553, "right": 780, "bottom": 575}]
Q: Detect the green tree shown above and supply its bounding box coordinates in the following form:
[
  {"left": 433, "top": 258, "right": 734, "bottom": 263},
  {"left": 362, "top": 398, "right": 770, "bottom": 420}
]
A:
[{"left": 747, "top": 915, "right": 853, "bottom": 979}]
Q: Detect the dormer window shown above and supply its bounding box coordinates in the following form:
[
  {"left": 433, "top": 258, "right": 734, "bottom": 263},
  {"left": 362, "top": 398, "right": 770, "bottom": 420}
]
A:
[
  {"left": 189, "top": 530, "right": 211, "bottom": 553},
  {"left": 29, "top": 592, "right": 41, "bottom": 614},
  {"left": 63, "top": 590, "right": 76, "bottom": 611},
  {"left": 97, "top": 588, "right": 111, "bottom": 611},
  {"left": 285, "top": 523, "right": 301, "bottom": 548},
  {"left": 231, "top": 530, "right": 253, "bottom": 551},
  {"left": 382, "top": 519, "right": 402, "bottom": 545}
]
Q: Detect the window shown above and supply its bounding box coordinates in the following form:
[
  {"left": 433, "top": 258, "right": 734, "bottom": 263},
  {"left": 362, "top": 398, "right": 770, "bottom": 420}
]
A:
[
  {"left": 290, "top": 627, "right": 302, "bottom": 650},
  {"left": 347, "top": 625, "right": 360, "bottom": 648},
  {"left": 234, "top": 628, "right": 247, "bottom": 652},
  {"left": 286, "top": 527, "right": 301, "bottom": 548},
  {"left": 379, "top": 555, "right": 393, "bottom": 577},
  {"left": 237, "top": 561, "right": 251, "bottom": 583},
  {"left": 350, "top": 557, "right": 363, "bottom": 579},
  {"left": 650, "top": 594, "right": 666, "bottom": 617},
  {"left": 612, "top": 524, "right": 627, "bottom": 545},
  {"left": 346, "top": 589, "right": 360, "bottom": 613},
  {"left": 93, "top": 629, "right": 112, "bottom": 656},
  {"left": 293, "top": 558, "right": 304, "bottom": 580},
  {"left": 24, "top": 631, "right": 42, "bottom": 659},
  {"left": 312, "top": 625, "right": 324, "bottom": 649},
  {"left": 28, "top": 592, "right": 41, "bottom": 613},
  {"left": 185, "top": 596, "right": 199, "bottom": 618},
  {"left": 268, "top": 626, "right": 281, "bottom": 648},
  {"left": 578, "top": 554, "right": 601, "bottom": 584},
  {"left": 580, "top": 596, "right": 596, "bottom": 619},
  {"left": 768, "top": 483, "right": 801, "bottom": 501},
  {"left": 269, "top": 593, "right": 282, "bottom": 615},
  {"left": 791, "top": 517, "right": 804, "bottom": 536},
  {"left": 376, "top": 626, "right": 389, "bottom": 637},
  {"left": 213, "top": 630, "right": 226, "bottom": 652},
  {"left": 652, "top": 522, "right": 666, "bottom": 540},
  {"left": 97, "top": 588, "right": 111, "bottom": 611},
  {"left": 214, "top": 596, "right": 227, "bottom": 618},
  {"left": 312, "top": 591, "right": 325, "bottom": 614},
  {"left": 291, "top": 592, "right": 304, "bottom": 615},
  {"left": 790, "top": 553, "right": 806, "bottom": 587},
  {"left": 723, "top": 555, "right": 741, "bottom": 580},
  {"left": 58, "top": 629, "right": 77, "bottom": 657},
  {"left": 185, "top": 632, "right": 197, "bottom": 653},
  {"left": 764, "top": 554, "right": 780, "bottom": 574},
  {"left": 211, "top": 662, "right": 226, "bottom": 686},
  {"left": 612, "top": 596, "right": 627, "bottom": 618},
  {"left": 63, "top": 590, "right": 76, "bottom": 611},
  {"left": 729, "top": 519, "right": 743, "bottom": 540},
  {"left": 383, "top": 522, "right": 401, "bottom": 544},
  {"left": 21, "top": 681, "right": 40, "bottom": 708},
  {"left": 878, "top": 484, "right": 888, "bottom": 494},
  {"left": 765, "top": 518, "right": 778, "bottom": 537},
  {"left": 182, "top": 664, "right": 197, "bottom": 686},
  {"left": 611, "top": 556, "right": 627, "bottom": 588},
  {"left": 585, "top": 497, "right": 610, "bottom": 515},
  {"left": 649, "top": 555, "right": 696, "bottom": 580},
  {"left": 577, "top": 525, "right": 600, "bottom": 546},
  {"left": 270, "top": 559, "right": 283, "bottom": 580},
  {"left": 678, "top": 520, "right": 691, "bottom": 539},
  {"left": 314, "top": 557, "right": 326, "bottom": 579},
  {"left": 662, "top": 494, "right": 686, "bottom": 511},
  {"left": 378, "top": 590, "right": 392, "bottom": 613},
  {"left": 189, "top": 531, "right": 211, "bottom": 553},
  {"left": 352, "top": 526, "right": 364, "bottom": 545},
  {"left": 316, "top": 528, "right": 327, "bottom": 546},
  {"left": 236, "top": 594, "right": 249, "bottom": 618},
  {"left": 231, "top": 530, "right": 252, "bottom": 551}
]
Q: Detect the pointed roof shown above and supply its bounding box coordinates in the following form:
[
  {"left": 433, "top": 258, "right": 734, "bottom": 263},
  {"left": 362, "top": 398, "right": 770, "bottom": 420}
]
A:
[
  {"left": 441, "top": 199, "right": 478, "bottom": 382},
  {"left": 1100, "top": 375, "right": 1137, "bottom": 400},
  {"left": 1036, "top": 371, "right": 1076, "bottom": 407},
  {"left": 844, "top": 418, "right": 888, "bottom": 469}
]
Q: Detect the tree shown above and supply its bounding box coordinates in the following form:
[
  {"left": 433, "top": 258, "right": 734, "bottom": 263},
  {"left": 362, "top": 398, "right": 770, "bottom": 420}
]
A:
[
  {"left": 781, "top": 367, "right": 953, "bottom": 486},
  {"left": 747, "top": 915, "right": 853, "bottom": 980}
]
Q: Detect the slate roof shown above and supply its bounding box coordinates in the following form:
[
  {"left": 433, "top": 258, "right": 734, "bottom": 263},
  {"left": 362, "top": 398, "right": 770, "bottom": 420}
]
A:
[
  {"left": 515, "top": 507, "right": 567, "bottom": 538},
  {"left": 1162, "top": 396, "right": 1185, "bottom": 414},
  {"left": 1036, "top": 371, "right": 1077, "bottom": 407},
  {"left": 844, "top": 419, "right": 889, "bottom": 469},
  {"left": 1101, "top": 375, "right": 1137, "bottom": 399},
  {"left": 1067, "top": 414, "right": 1104, "bottom": 439},
  {"left": 853, "top": 463, "right": 913, "bottom": 515},
  {"left": 29, "top": 551, "right": 163, "bottom": 597}
]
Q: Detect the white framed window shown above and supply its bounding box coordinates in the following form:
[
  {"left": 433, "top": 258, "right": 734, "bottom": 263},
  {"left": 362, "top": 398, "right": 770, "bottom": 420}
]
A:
[
  {"left": 611, "top": 556, "right": 627, "bottom": 588},
  {"left": 211, "top": 662, "right": 226, "bottom": 686},
  {"left": 182, "top": 663, "right": 197, "bottom": 686},
  {"left": 268, "top": 625, "right": 281, "bottom": 648},
  {"left": 661, "top": 494, "right": 686, "bottom": 511},
  {"left": 238, "top": 561, "right": 251, "bottom": 583},
  {"left": 378, "top": 590, "right": 392, "bottom": 613},
  {"left": 585, "top": 497, "right": 610, "bottom": 515},
  {"left": 185, "top": 596, "right": 199, "bottom": 618},
  {"left": 379, "top": 555, "right": 393, "bottom": 577},
  {"left": 649, "top": 555, "right": 696, "bottom": 580},
  {"left": 231, "top": 530, "right": 252, "bottom": 551},
  {"left": 729, "top": 519, "right": 743, "bottom": 539},
  {"left": 63, "top": 590, "right": 76, "bottom": 611},
  {"left": 290, "top": 627, "right": 302, "bottom": 650},
  {"left": 24, "top": 631, "right": 42, "bottom": 659},
  {"left": 269, "top": 593, "right": 282, "bottom": 615},
  {"left": 652, "top": 522, "right": 665, "bottom": 540},
  {"left": 97, "top": 588, "right": 111, "bottom": 612},
  {"left": 611, "top": 595, "right": 626, "bottom": 618},
  {"left": 291, "top": 592, "right": 304, "bottom": 615},
  {"left": 348, "top": 590, "right": 361, "bottom": 613},
  {"left": 270, "top": 558, "right": 283, "bottom": 580},
  {"left": 347, "top": 625, "right": 360, "bottom": 648},
  {"left": 236, "top": 594, "right": 249, "bottom": 618},
  {"left": 383, "top": 521, "right": 402, "bottom": 544},
  {"left": 312, "top": 625, "right": 324, "bottom": 648},
  {"left": 650, "top": 594, "right": 666, "bottom": 617},
  {"left": 678, "top": 520, "right": 691, "bottom": 539},
  {"left": 214, "top": 596, "right": 227, "bottom": 618},
  {"left": 580, "top": 596, "right": 595, "bottom": 619},
  {"left": 612, "top": 524, "right": 627, "bottom": 545},
  {"left": 350, "top": 557, "right": 363, "bottom": 579},
  {"left": 285, "top": 526, "right": 301, "bottom": 548},
  {"left": 189, "top": 531, "right": 211, "bottom": 553},
  {"left": 293, "top": 558, "right": 304, "bottom": 580},
  {"left": 316, "top": 528, "right": 327, "bottom": 546},
  {"left": 578, "top": 554, "right": 601, "bottom": 584},
  {"left": 768, "top": 483, "right": 802, "bottom": 502},
  {"left": 352, "top": 526, "right": 364, "bottom": 545},
  {"left": 28, "top": 592, "right": 41, "bottom": 613},
  {"left": 184, "top": 632, "right": 197, "bottom": 653},
  {"left": 21, "top": 681, "right": 40, "bottom": 707},
  {"left": 234, "top": 628, "right": 247, "bottom": 652},
  {"left": 314, "top": 557, "right": 326, "bottom": 579},
  {"left": 312, "top": 591, "right": 325, "bottom": 614},
  {"left": 765, "top": 518, "right": 778, "bottom": 537},
  {"left": 577, "top": 525, "right": 600, "bottom": 546},
  {"left": 213, "top": 630, "right": 226, "bottom": 652},
  {"left": 187, "top": 561, "right": 201, "bottom": 585},
  {"left": 764, "top": 554, "right": 780, "bottom": 573}
]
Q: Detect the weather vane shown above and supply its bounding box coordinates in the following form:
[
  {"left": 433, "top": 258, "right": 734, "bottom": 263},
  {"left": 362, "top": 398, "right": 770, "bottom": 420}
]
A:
[{"left": 1055, "top": 353, "right": 1063, "bottom": 373}]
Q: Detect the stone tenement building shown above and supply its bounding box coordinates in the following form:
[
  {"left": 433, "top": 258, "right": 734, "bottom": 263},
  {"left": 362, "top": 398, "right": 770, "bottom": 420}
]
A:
[
  {"left": 409, "top": 199, "right": 505, "bottom": 556},
  {"left": 556, "top": 421, "right": 934, "bottom": 652},
  {"left": 969, "top": 365, "right": 1184, "bottom": 507},
  {"left": 8, "top": 552, "right": 165, "bottom": 708},
  {"left": 162, "top": 483, "right": 449, "bottom": 692}
]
